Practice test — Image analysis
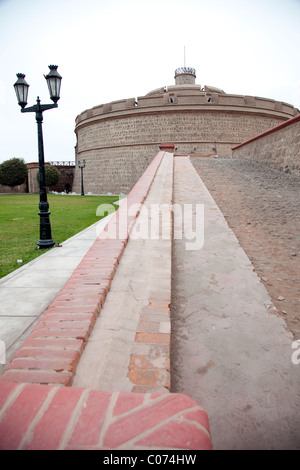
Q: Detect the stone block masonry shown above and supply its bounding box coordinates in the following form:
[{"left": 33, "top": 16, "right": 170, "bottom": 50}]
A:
[
  {"left": 73, "top": 112, "right": 288, "bottom": 195},
  {"left": 74, "top": 145, "right": 159, "bottom": 195},
  {"left": 232, "top": 114, "right": 300, "bottom": 177}
]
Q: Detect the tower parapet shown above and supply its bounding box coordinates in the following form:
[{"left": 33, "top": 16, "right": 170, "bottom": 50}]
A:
[{"left": 175, "top": 67, "right": 196, "bottom": 85}]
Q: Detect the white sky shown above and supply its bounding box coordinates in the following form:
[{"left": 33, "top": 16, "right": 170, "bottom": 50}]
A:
[{"left": 0, "top": 0, "right": 300, "bottom": 164}]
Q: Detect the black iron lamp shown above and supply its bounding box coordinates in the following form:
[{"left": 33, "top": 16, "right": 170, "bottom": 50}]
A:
[
  {"left": 13, "top": 65, "right": 62, "bottom": 249},
  {"left": 13, "top": 73, "right": 29, "bottom": 109},
  {"left": 78, "top": 159, "right": 86, "bottom": 196},
  {"left": 44, "top": 65, "right": 62, "bottom": 104}
]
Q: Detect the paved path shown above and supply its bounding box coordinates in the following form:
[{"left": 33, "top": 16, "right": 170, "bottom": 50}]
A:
[
  {"left": 171, "top": 156, "right": 300, "bottom": 450},
  {"left": 0, "top": 215, "right": 113, "bottom": 373},
  {"left": 191, "top": 157, "right": 300, "bottom": 339}
]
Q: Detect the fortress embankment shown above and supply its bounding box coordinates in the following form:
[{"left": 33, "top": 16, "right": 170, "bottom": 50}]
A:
[
  {"left": 72, "top": 67, "right": 299, "bottom": 195},
  {"left": 232, "top": 113, "right": 300, "bottom": 175}
]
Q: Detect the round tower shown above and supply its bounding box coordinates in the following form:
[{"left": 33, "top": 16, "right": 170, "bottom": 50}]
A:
[
  {"left": 74, "top": 67, "right": 299, "bottom": 195},
  {"left": 174, "top": 67, "right": 196, "bottom": 85}
]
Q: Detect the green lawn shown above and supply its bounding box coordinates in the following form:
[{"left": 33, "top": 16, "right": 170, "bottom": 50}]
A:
[{"left": 0, "top": 193, "right": 120, "bottom": 279}]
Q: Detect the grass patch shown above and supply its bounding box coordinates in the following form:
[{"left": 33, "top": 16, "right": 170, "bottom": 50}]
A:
[{"left": 0, "top": 193, "right": 120, "bottom": 279}]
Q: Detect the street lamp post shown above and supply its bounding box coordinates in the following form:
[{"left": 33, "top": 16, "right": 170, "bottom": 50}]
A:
[
  {"left": 78, "top": 160, "right": 86, "bottom": 196},
  {"left": 14, "top": 65, "right": 62, "bottom": 249}
]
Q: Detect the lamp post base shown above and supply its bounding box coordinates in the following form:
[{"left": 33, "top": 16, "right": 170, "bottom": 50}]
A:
[
  {"left": 37, "top": 239, "right": 56, "bottom": 249},
  {"left": 38, "top": 204, "right": 55, "bottom": 249}
]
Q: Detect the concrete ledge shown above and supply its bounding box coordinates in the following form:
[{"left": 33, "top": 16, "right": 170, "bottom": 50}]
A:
[
  {"left": 0, "top": 381, "right": 212, "bottom": 450},
  {"left": 72, "top": 150, "right": 174, "bottom": 393}
]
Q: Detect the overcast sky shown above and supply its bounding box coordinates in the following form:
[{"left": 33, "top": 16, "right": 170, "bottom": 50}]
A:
[{"left": 0, "top": 0, "right": 300, "bottom": 164}]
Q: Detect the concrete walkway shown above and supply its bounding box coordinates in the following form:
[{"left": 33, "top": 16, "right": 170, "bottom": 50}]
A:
[{"left": 171, "top": 156, "right": 300, "bottom": 450}]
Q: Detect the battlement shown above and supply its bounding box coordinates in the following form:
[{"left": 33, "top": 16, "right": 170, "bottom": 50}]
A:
[{"left": 75, "top": 87, "right": 298, "bottom": 128}]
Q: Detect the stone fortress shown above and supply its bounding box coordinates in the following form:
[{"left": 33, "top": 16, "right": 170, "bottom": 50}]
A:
[
  {"left": 1, "top": 68, "right": 300, "bottom": 451},
  {"left": 73, "top": 67, "right": 299, "bottom": 195}
]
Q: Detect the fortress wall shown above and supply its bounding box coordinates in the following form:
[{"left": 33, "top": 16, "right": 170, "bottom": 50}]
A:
[
  {"left": 72, "top": 144, "right": 158, "bottom": 195},
  {"left": 0, "top": 183, "right": 27, "bottom": 194},
  {"left": 51, "top": 165, "right": 75, "bottom": 193},
  {"left": 232, "top": 114, "right": 300, "bottom": 176},
  {"left": 76, "top": 111, "right": 288, "bottom": 154},
  {"left": 74, "top": 110, "right": 287, "bottom": 194},
  {"left": 74, "top": 87, "right": 299, "bottom": 194}
]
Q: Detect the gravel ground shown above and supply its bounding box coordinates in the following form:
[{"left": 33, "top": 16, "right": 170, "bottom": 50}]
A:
[{"left": 191, "top": 157, "right": 300, "bottom": 339}]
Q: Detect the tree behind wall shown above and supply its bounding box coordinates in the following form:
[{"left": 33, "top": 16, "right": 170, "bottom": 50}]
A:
[
  {"left": 0, "top": 158, "right": 28, "bottom": 190},
  {"left": 36, "top": 165, "right": 60, "bottom": 191}
]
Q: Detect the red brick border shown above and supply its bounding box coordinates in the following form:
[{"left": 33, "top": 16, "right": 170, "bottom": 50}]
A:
[{"left": 0, "top": 381, "right": 212, "bottom": 450}]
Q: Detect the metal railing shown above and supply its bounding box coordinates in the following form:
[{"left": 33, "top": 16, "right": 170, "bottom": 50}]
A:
[
  {"left": 48, "top": 161, "right": 75, "bottom": 166},
  {"left": 175, "top": 67, "right": 196, "bottom": 76}
]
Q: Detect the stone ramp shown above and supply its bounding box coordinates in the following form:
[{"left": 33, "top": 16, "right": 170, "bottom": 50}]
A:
[
  {"left": 0, "top": 146, "right": 212, "bottom": 450},
  {"left": 171, "top": 156, "right": 300, "bottom": 450},
  {"left": 73, "top": 149, "right": 173, "bottom": 393}
]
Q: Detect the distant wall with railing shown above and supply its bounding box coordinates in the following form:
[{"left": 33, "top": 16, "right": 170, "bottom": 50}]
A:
[{"left": 0, "top": 162, "right": 75, "bottom": 194}]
